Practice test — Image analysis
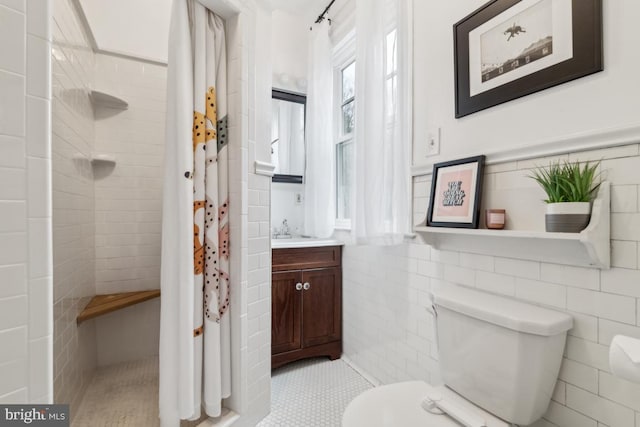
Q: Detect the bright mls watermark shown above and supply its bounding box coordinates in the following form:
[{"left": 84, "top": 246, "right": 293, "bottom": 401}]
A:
[{"left": 1, "top": 405, "right": 69, "bottom": 426}]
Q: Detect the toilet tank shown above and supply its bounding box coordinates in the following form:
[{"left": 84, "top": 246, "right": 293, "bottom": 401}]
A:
[{"left": 432, "top": 286, "right": 572, "bottom": 426}]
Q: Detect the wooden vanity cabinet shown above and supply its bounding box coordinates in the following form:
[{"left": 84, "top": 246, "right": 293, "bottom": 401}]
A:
[{"left": 271, "top": 246, "right": 342, "bottom": 369}]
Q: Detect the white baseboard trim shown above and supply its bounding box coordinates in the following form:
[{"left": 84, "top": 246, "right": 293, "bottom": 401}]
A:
[
  {"left": 341, "top": 355, "right": 382, "bottom": 387},
  {"left": 412, "top": 123, "right": 640, "bottom": 177},
  {"left": 254, "top": 161, "right": 276, "bottom": 177}
]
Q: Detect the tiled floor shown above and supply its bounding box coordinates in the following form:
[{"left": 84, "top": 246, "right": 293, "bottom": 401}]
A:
[
  {"left": 72, "top": 356, "right": 372, "bottom": 427},
  {"left": 256, "top": 358, "right": 374, "bottom": 427},
  {"left": 72, "top": 356, "right": 203, "bottom": 427}
]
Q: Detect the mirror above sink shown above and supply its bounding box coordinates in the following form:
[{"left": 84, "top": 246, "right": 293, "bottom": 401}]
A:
[{"left": 271, "top": 89, "right": 306, "bottom": 183}]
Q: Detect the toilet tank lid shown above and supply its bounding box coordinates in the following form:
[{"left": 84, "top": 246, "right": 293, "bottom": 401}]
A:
[{"left": 432, "top": 286, "right": 573, "bottom": 336}]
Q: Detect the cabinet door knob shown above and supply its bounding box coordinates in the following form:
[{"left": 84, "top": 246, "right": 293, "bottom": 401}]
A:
[
  {"left": 303, "top": 282, "right": 310, "bottom": 290},
  {"left": 295, "top": 282, "right": 303, "bottom": 291}
]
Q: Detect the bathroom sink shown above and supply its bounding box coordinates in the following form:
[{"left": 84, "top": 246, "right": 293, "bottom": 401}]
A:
[{"left": 271, "top": 237, "right": 344, "bottom": 249}]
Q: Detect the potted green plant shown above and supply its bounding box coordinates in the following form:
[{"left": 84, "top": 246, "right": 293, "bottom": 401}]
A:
[{"left": 530, "top": 160, "right": 601, "bottom": 232}]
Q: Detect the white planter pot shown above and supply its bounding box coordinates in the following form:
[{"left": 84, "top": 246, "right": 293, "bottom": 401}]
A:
[{"left": 545, "top": 202, "right": 591, "bottom": 232}]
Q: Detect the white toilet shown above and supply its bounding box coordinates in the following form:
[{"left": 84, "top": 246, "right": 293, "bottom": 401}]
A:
[{"left": 343, "top": 285, "right": 573, "bottom": 427}]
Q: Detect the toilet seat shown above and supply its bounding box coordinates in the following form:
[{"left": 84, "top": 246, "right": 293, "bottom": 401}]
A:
[{"left": 342, "top": 381, "right": 509, "bottom": 427}]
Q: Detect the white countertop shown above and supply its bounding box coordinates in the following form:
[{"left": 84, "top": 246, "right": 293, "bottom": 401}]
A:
[{"left": 271, "top": 237, "right": 344, "bottom": 249}]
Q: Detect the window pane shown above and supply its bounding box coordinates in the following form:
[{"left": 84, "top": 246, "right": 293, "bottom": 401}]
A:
[
  {"left": 336, "top": 141, "right": 353, "bottom": 220},
  {"left": 385, "top": 76, "right": 397, "bottom": 125},
  {"left": 342, "top": 100, "right": 355, "bottom": 135},
  {"left": 386, "top": 29, "right": 397, "bottom": 75},
  {"left": 342, "top": 62, "right": 355, "bottom": 102}
]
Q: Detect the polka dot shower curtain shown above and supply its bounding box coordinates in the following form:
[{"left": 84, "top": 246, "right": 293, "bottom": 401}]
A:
[{"left": 160, "top": 0, "right": 230, "bottom": 425}]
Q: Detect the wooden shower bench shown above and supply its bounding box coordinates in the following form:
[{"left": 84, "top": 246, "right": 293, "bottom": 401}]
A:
[{"left": 76, "top": 290, "right": 160, "bottom": 324}]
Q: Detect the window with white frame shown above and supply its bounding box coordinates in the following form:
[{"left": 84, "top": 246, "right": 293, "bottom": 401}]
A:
[
  {"left": 333, "top": 27, "right": 398, "bottom": 229},
  {"left": 335, "top": 60, "right": 355, "bottom": 225}
]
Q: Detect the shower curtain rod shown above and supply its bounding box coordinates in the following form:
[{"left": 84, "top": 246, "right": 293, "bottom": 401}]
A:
[{"left": 314, "top": 0, "right": 336, "bottom": 24}]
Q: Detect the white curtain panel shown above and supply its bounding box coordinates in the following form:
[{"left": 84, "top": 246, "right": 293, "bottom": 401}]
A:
[
  {"left": 353, "top": 0, "right": 411, "bottom": 244},
  {"left": 160, "top": 1, "right": 230, "bottom": 425},
  {"left": 304, "top": 21, "right": 336, "bottom": 238}
]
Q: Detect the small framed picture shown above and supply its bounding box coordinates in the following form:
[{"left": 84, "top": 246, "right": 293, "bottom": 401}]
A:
[{"left": 427, "top": 155, "right": 486, "bottom": 229}]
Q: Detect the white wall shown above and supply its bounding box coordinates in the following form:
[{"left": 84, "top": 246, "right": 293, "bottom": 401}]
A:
[
  {"left": 271, "top": 10, "right": 309, "bottom": 94},
  {"left": 412, "top": 1, "right": 640, "bottom": 164},
  {"left": 328, "top": 0, "right": 355, "bottom": 45},
  {"left": 51, "top": 0, "right": 98, "bottom": 413},
  {"left": 78, "top": 0, "right": 171, "bottom": 64},
  {"left": 270, "top": 9, "right": 309, "bottom": 234},
  {"left": 0, "top": 0, "right": 53, "bottom": 405},
  {"left": 271, "top": 183, "right": 304, "bottom": 236}
]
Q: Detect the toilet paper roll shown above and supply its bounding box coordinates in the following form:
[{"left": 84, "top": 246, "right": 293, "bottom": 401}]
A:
[{"left": 609, "top": 335, "right": 640, "bottom": 384}]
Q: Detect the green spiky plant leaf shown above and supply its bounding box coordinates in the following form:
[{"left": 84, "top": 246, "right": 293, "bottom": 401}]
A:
[{"left": 529, "top": 160, "right": 601, "bottom": 204}]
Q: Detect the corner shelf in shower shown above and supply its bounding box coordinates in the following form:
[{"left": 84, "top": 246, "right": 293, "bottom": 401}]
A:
[
  {"left": 89, "top": 90, "right": 129, "bottom": 110},
  {"left": 90, "top": 154, "right": 117, "bottom": 167},
  {"left": 414, "top": 182, "right": 610, "bottom": 269},
  {"left": 76, "top": 290, "right": 160, "bottom": 325}
]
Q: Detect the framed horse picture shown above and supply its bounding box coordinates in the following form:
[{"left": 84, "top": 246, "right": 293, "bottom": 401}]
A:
[{"left": 454, "top": 0, "right": 603, "bottom": 118}]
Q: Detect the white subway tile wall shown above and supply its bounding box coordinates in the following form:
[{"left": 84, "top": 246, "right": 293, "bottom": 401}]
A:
[
  {"left": 94, "top": 299, "right": 160, "bottom": 366},
  {"left": 344, "top": 144, "right": 640, "bottom": 426},
  {"left": 51, "top": 0, "right": 96, "bottom": 414},
  {"left": 242, "top": 3, "right": 273, "bottom": 423},
  {"left": 90, "top": 54, "right": 166, "bottom": 366},
  {"left": 0, "top": 0, "right": 53, "bottom": 405}
]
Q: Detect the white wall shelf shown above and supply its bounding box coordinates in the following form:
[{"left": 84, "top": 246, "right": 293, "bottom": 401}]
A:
[
  {"left": 414, "top": 182, "right": 610, "bottom": 269},
  {"left": 90, "top": 155, "right": 117, "bottom": 180},
  {"left": 89, "top": 90, "right": 129, "bottom": 110},
  {"left": 90, "top": 154, "right": 117, "bottom": 166}
]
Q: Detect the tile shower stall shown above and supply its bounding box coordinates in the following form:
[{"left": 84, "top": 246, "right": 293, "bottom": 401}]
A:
[
  {"left": 15, "top": 0, "right": 274, "bottom": 424},
  {"left": 50, "top": 0, "right": 167, "bottom": 413}
]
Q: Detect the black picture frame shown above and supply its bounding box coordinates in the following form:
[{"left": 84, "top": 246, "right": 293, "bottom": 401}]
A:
[
  {"left": 427, "top": 155, "right": 486, "bottom": 229},
  {"left": 272, "top": 174, "right": 303, "bottom": 184},
  {"left": 454, "top": 0, "right": 603, "bottom": 118}
]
